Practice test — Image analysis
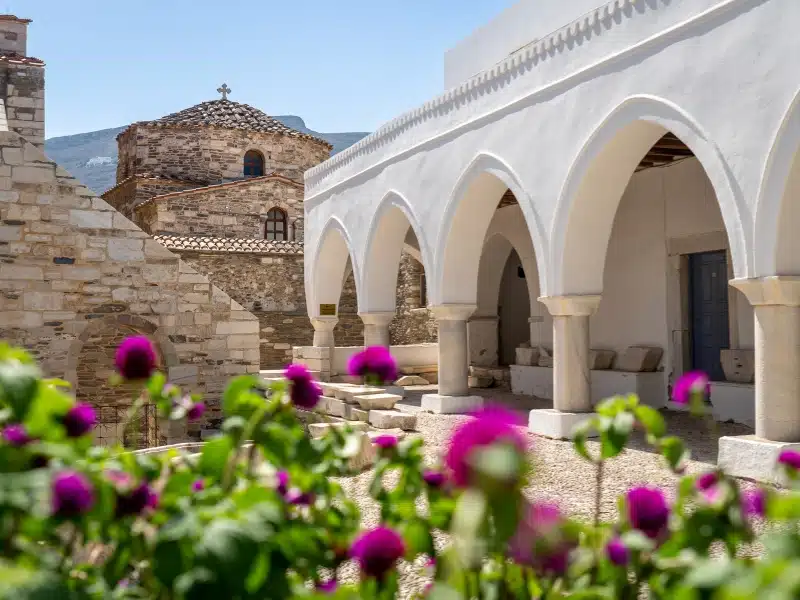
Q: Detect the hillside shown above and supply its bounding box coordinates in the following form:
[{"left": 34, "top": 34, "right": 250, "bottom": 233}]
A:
[{"left": 44, "top": 117, "right": 369, "bottom": 194}]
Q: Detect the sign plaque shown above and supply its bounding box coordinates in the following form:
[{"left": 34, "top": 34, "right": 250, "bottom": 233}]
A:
[{"left": 319, "top": 304, "right": 336, "bottom": 316}]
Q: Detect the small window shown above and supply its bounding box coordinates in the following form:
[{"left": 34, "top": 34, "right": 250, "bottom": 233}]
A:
[
  {"left": 244, "top": 150, "right": 264, "bottom": 178},
  {"left": 419, "top": 273, "right": 427, "bottom": 307},
  {"left": 265, "top": 208, "right": 288, "bottom": 241},
  {"left": 291, "top": 221, "right": 297, "bottom": 241}
]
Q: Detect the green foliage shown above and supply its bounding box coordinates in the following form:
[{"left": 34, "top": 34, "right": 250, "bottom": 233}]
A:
[{"left": 0, "top": 344, "right": 795, "bottom": 599}]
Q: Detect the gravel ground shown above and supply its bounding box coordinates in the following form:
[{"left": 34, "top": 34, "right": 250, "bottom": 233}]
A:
[{"left": 332, "top": 387, "right": 772, "bottom": 598}]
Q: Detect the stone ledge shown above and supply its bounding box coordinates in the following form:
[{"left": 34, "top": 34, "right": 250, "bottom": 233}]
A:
[
  {"left": 528, "top": 409, "right": 598, "bottom": 440},
  {"left": 421, "top": 394, "right": 483, "bottom": 415},
  {"left": 718, "top": 435, "right": 800, "bottom": 484}
]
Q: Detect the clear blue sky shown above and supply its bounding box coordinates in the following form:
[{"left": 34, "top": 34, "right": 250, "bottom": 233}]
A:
[{"left": 14, "top": 0, "right": 517, "bottom": 139}]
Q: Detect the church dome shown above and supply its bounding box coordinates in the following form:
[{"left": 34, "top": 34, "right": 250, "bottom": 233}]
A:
[{"left": 134, "top": 97, "right": 331, "bottom": 149}]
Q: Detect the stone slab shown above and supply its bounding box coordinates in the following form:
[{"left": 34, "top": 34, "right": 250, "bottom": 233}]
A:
[
  {"left": 717, "top": 435, "right": 800, "bottom": 484},
  {"left": 356, "top": 393, "right": 402, "bottom": 410},
  {"left": 369, "top": 410, "right": 417, "bottom": 430},
  {"left": 420, "top": 394, "right": 483, "bottom": 415},
  {"left": 308, "top": 421, "right": 370, "bottom": 439},
  {"left": 616, "top": 346, "right": 663, "bottom": 373},
  {"left": 720, "top": 349, "right": 755, "bottom": 384},
  {"left": 346, "top": 406, "right": 370, "bottom": 422},
  {"left": 316, "top": 396, "right": 347, "bottom": 418},
  {"left": 340, "top": 386, "right": 386, "bottom": 403},
  {"left": 329, "top": 383, "right": 359, "bottom": 399},
  {"left": 399, "top": 365, "right": 438, "bottom": 375},
  {"left": 468, "top": 375, "right": 494, "bottom": 388},
  {"left": 515, "top": 346, "right": 540, "bottom": 367},
  {"left": 379, "top": 385, "right": 406, "bottom": 397},
  {"left": 394, "top": 403, "right": 424, "bottom": 415},
  {"left": 589, "top": 349, "right": 616, "bottom": 371},
  {"left": 395, "top": 375, "right": 430, "bottom": 386},
  {"left": 528, "top": 409, "right": 598, "bottom": 440},
  {"left": 367, "top": 429, "right": 406, "bottom": 442}
]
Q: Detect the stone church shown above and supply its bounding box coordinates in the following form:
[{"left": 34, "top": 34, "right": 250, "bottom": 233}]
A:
[{"left": 102, "top": 84, "right": 437, "bottom": 369}]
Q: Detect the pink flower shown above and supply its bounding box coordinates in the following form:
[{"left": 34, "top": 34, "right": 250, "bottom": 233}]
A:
[
  {"left": 187, "top": 402, "right": 205, "bottom": 421},
  {"left": 348, "top": 346, "right": 397, "bottom": 384},
  {"left": 191, "top": 479, "right": 205, "bottom": 492},
  {"left": 444, "top": 405, "right": 526, "bottom": 487},
  {"left": 316, "top": 580, "right": 337, "bottom": 593},
  {"left": 351, "top": 526, "right": 406, "bottom": 579},
  {"left": 276, "top": 470, "right": 289, "bottom": 495},
  {"left": 671, "top": 371, "right": 709, "bottom": 405},
  {"left": 285, "top": 489, "right": 314, "bottom": 506},
  {"left": 423, "top": 470, "right": 446, "bottom": 488},
  {"left": 2, "top": 424, "right": 31, "bottom": 447},
  {"left": 627, "top": 487, "right": 669, "bottom": 539},
  {"left": 777, "top": 449, "right": 800, "bottom": 470},
  {"left": 115, "top": 336, "right": 157, "bottom": 380},
  {"left": 284, "top": 363, "right": 322, "bottom": 409},
  {"left": 372, "top": 435, "right": 398, "bottom": 450},
  {"left": 696, "top": 472, "right": 718, "bottom": 491},
  {"left": 606, "top": 537, "right": 629, "bottom": 566},
  {"left": 52, "top": 471, "right": 95, "bottom": 518},
  {"left": 509, "top": 502, "right": 572, "bottom": 574},
  {"left": 63, "top": 402, "right": 96, "bottom": 437},
  {"left": 742, "top": 488, "right": 766, "bottom": 518}
]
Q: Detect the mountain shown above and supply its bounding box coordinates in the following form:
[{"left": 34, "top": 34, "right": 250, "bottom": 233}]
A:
[{"left": 43, "top": 117, "right": 369, "bottom": 195}]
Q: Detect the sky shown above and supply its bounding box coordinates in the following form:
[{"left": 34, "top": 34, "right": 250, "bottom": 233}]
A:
[{"left": 13, "top": 0, "right": 518, "bottom": 139}]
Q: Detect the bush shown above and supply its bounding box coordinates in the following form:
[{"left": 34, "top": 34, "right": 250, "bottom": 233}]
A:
[{"left": 0, "top": 341, "right": 798, "bottom": 599}]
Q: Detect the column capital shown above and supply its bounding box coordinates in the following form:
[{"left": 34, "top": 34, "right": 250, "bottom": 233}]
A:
[
  {"left": 430, "top": 303, "right": 477, "bottom": 321},
  {"left": 358, "top": 311, "right": 395, "bottom": 326},
  {"left": 538, "top": 295, "right": 601, "bottom": 317},
  {"left": 311, "top": 316, "right": 339, "bottom": 331},
  {"left": 730, "top": 277, "right": 800, "bottom": 307}
]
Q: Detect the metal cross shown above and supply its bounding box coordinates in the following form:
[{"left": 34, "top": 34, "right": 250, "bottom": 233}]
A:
[{"left": 217, "top": 83, "right": 231, "bottom": 101}]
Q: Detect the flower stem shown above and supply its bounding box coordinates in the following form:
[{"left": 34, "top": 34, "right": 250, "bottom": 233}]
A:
[
  {"left": 594, "top": 459, "right": 604, "bottom": 528},
  {"left": 223, "top": 404, "right": 268, "bottom": 490}
]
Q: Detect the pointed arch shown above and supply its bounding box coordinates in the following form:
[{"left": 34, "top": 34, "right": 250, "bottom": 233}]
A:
[
  {"left": 307, "top": 216, "right": 360, "bottom": 319},
  {"left": 754, "top": 87, "right": 800, "bottom": 276},
  {"left": 549, "top": 95, "right": 750, "bottom": 296},
  {"left": 360, "top": 190, "right": 433, "bottom": 313},
  {"left": 433, "top": 152, "right": 548, "bottom": 306}
]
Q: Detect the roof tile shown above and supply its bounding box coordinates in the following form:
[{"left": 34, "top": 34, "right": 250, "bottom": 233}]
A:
[{"left": 154, "top": 234, "right": 303, "bottom": 256}]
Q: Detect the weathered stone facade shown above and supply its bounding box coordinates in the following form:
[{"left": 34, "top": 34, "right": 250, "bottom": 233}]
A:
[
  {"left": 102, "top": 176, "right": 196, "bottom": 222},
  {"left": 134, "top": 175, "right": 304, "bottom": 240},
  {"left": 0, "top": 16, "right": 44, "bottom": 149},
  {"left": 0, "top": 130, "right": 260, "bottom": 439},
  {"left": 390, "top": 253, "right": 437, "bottom": 345}
]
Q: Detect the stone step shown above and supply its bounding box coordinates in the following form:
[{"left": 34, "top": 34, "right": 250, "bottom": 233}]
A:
[
  {"left": 399, "top": 365, "right": 438, "bottom": 375},
  {"left": 339, "top": 386, "right": 386, "bottom": 403},
  {"left": 395, "top": 375, "right": 430, "bottom": 386},
  {"left": 345, "top": 405, "right": 370, "bottom": 422},
  {"left": 315, "top": 396, "right": 347, "bottom": 418},
  {"left": 369, "top": 410, "right": 417, "bottom": 431},
  {"left": 356, "top": 393, "right": 402, "bottom": 410},
  {"left": 394, "top": 403, "right": 424, "bottom": 415},
  {"left": 367, "top": 429, "right": 406, "bottom": 442},
  {"left": 308, "top": 421, "right": 370, "bottom": 439}
]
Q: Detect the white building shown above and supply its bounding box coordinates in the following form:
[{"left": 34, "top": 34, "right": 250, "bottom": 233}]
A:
[{"left": 303, "top": 0, "right": 800, "bottom": 480}]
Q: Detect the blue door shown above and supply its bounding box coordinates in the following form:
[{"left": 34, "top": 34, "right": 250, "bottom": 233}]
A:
[{"left": 689, "top": 251, "right": 730, "bottom": 381}]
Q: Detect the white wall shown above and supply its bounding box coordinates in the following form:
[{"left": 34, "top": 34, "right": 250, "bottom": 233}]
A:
[
  {"left": 332, "top": 343, "right": 438, "bottom": 375},
  {"left": 443, "top": 0, "right": 605, "bottom": 88}
]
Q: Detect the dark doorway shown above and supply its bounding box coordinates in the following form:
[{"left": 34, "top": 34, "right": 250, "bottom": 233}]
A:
[{"left": 689, "top": 251, "right": 730, "bottom": 381}]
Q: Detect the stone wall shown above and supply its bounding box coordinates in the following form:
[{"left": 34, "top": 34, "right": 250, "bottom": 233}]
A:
[
  {"left": 135, "top": 176, "right": 304, "bottom": 239},
  {"left": 1, "top": 63, "right": 44, "bottom": 148},
  {"left": 102, "top": 176, "right": 196, "bottom": 220},
  {"left": 390, "top": 252, "right": 437, "bottom": 345},
  {"left": 0, "top": 130, "right": 260, "bottom": 439},
  {"left": 334, "top": 270, "right": 364, "bottom": 347},
  {"left": 117, "top": 124, "right": 330, "bottom": 186}
]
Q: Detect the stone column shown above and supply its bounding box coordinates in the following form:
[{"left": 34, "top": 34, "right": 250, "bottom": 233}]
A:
[
  {"left": 421, "top": 304, "right": 484, "bottom": 414},
  {"left": 308, "top": 316, "right": 338, "bottom": 380},
  {"left": 359, "top": 311, "right": 394, "bottom": 348},
  {"left": 719, "top": 277, "right": 800, "bottom": 483},
  {"left": 528, "top": 295, "right": 601, "bottom": 439}
]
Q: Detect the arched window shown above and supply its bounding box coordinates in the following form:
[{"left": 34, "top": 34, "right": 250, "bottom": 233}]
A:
[
  {"left": 243, "top": 150, "right": 264, "bottom": 178},
  {"left": 265, "top": 208, "right": 288, "bottom": 241}
]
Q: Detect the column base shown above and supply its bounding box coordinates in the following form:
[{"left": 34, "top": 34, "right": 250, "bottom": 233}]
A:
[
  {"left": 421, "top": 394, "right": 483, "bottom": 414},
  {"left": 528, "top": 409, "right": 598, "bottom": 440},
  {"left": 718, "top": 435, "right": 800, "bottom": 484}
]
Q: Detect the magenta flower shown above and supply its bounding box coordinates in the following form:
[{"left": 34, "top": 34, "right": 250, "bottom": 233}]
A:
[
  {"left": 192, "top": 479, "right": 205, "bottom": 492},
  {"left": 742, "top": 488, "right": 766, "bottom": 518},
  {"left": 373, "top": 435, "right": 398, "bottom": 450},
  {"left": 187, "top": 402, "right": 205, "bottom": 421},
  {"left": 284, "top": 363, "right": 322, "bottom": 409},
  {"left": 445, "top": 405, "right": 526, "bottom": 487},
  {"left": 285, "top": 489, "right": 314, "bottom": 506},
  {"left": 627, "top": 487, "right": 669, "bottom": 539},
  {"left": 3, "top": 424, "right": 31, "bottom": 447},
  {"left": 115, "top": 336, "right": 158, "bottom": 380},
  {"left": 52, "top": 471, "right": 95, "bottom": 518},
  {"left": 63, "top": 402, "right": 96, "bottom": 437},
  {"left": 509, "top": 502, "right": 571, "bottom": 574},
  {"left": 316, "top": 580, "right": 338, "bottom": 593},
  {"left": 350, "top": 526, "right": 406, "bottom": 579},
  {"left": 671, "top": 371, "right": 709, "bottom": 405},
  {"left": 696, "top": 472, "right": 718, "bottom": 491},
  {"left": 276, "top": 470, "right": 289, "bottom": 495},
  {"left": 423, "top": 470, "right": 446, "bottom": 488},
  {"left": 777, "top": 449, "right": 800, "bottom": 470},
  {"left": 606, "top": 538, "right": 629, "bottom": 566},
  {"left": 348, "top": 346, "right": 397, "bottom": 384},
  {"left": 115, "top": 482, "right": 156, "bottom": 517}
]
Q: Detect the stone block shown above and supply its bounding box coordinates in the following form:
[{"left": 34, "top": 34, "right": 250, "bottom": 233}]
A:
[
  {"left": 0, "top": 310, "right": 42, "bottom": 328},
  {"left": 369, "top": 410, "right": 417, "bottom": 430},
  {"left": 616, "top": 346, "right": 663, "bottom": 373},
  {"left": 589, "top": 349, "right": 616, "bottom": 371},
  {"left": 227, "top": 334, "right": 260, "bottom": 350},
  {"left": 308, "top": 421, "right": 370, "bottom": 438},
  {"left": 468, "top": 375, "right": 494, "bottom": 388},
  {"left": 0, "top": 225, "right": 21, "bottom": 241},
  {"left": 395, "top": 375, "right": 430, "bottom": 386},
  {"left": 215, "top": 320, "right": 260, "bottom": 335},
  {"left": 528, "top": 409, "right": 598, "bottom": 440},
  {"left": 69, "top": 209, "right": 112, "bottom": 229},
  {"left": 346, "top": 406, "right": 370, "bottom": 422},
  {"left": 316, "top": 396, "right": 347, "bottom": 418},
  {"left": 23, "top": 291, "right": 63, "bottom": 310},
  {"left": 11, "top": 165, "right": 53, "bottom": 184},
  {"left": 399, "top": 365, "right": 438, "bottom": 375},
  {"left": 107, "top": 238, "right": 144, "bottom": 261},
  {"left": 421, "top": 394, "right": 483, "bottom": 414},
  {"left": 720, "top": 349, "right": 755, "bottom": 383},
  {"left": 515, "top": 346, "right": 540, "bottom": 366},
  {"left": 356, "top": 393, "right": 402, "bottom": 410},
  {"left": 718, "top": 435, "right": 800, "bottom": 484},
  {"left": 338, "top": 386, "right": 384, "bottom": 403},
  {"left": 0, "top": 264, "right": 43, "bottom": 280},
  {"left": 538, "top": 347, "right": 554, "bottom": 368}
]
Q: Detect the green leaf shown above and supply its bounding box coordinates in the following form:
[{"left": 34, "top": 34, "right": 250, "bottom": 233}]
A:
[
  {"left": 402, "top": 519, "right": 434, "bottom": 558},
  {"left": 222, "top": 375, "right": 260, "bottom": 417},
  {"left": 427, "top": 583, "right": 464, "bottom": 600},
  {"left": 601, "top": 412, "right": 634, "bottom": 459},
  {"left": 0, "top": 361, "right": 41, "bottom": 421},
  {"left": 634, "top": 405, "right": 666, "bottom": 438},
  {"left": 199, "top": 436, "right": 234, "bottom": 481},
  {"left": 767, "top": 494, "right": 800, "bottom": 520},
  {"left": 572, "top": 421, "right": 595, "bottom": 463},
  {"left": 195, "top": 520, "right": 260, "bottom": 589},
  {"left": 620, "top": 530, "right": 656, "bottom": 552},
  {"left": 684, "top": 558, "right": 734, "bottom": 589},
  {"left": 23, "top": 384, "right": 73, "bottom": 437},
  {"left": 660, "top": 436, "right": 690, "bottom": 471},
  {"left": 146, "top": 371, "right": 167, "bottom": 399},
  {"left": 153, "top": 539, "right": 184, "bottom": 587}
]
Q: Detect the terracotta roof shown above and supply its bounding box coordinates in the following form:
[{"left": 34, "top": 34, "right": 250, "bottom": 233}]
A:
[
  {"left": 154, "top": 234, "right": 303, "bottom": 256},
  {"left": 0, "top": 52, "right": 44, "bottom": 66},
  {"left": 122, "top": 99, "right": 331, "bottom": 149},
  {"left": 0, "top": 15, "right": 32, "bottom": 23},
  {"left": 134, "top": 173, "right": 303, "bottom": 210}
]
